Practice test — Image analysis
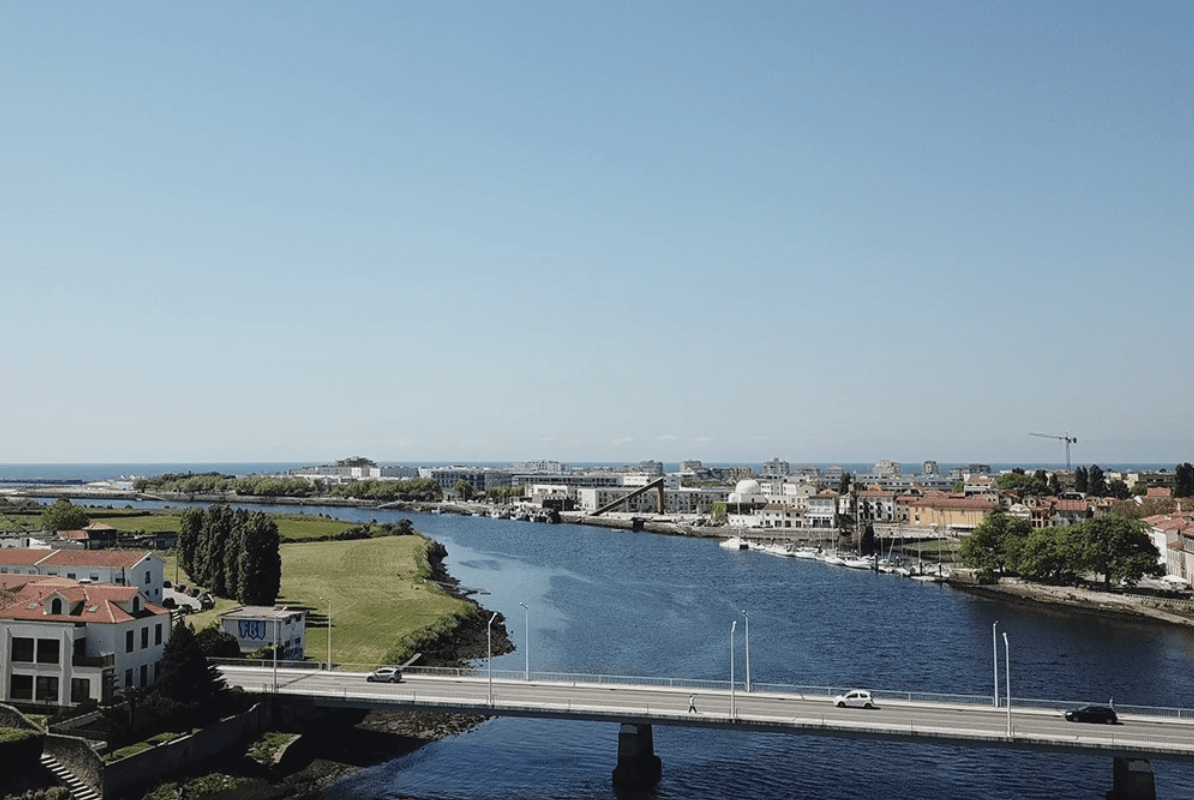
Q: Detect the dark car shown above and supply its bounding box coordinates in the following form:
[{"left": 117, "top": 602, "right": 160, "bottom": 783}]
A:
[{"left": 1065, "top": 705, "right": 1118, "bottom": 724}]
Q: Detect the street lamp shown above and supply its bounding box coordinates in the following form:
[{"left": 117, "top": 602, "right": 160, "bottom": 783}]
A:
[
  {"left": 1003, "top": 631, "right": 1011, "bottom": 736},
  {"left": 992, "top": 620, "right": 999, "bottom": 708},
  {"left": 519, "top": 602, "right": 529, "bottom": 681},
  {"left": 487, "top": 612, "right": 498, "bottom": 704},
  {"left": 730, "top": 619, "right": 738, "bottom": 718},
  {"left": 741, "top": 610, "right": 751, "bottom": 693},
  {"left": 326, "top": 597, "right": 333, "bottom": 671}
]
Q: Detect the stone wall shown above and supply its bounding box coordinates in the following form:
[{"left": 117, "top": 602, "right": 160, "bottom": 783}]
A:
[
  {"left": 0, "top": 702, "right": 39, "bottom": 730},
  {"left": 102, "top": 703, "right": 273, "bottom": 799},
  {"left": 44, "top": 733, "right": 105, "bottom": 793}
]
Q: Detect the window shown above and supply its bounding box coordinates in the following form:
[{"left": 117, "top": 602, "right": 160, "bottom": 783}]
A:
[
  {"left": 10, "top": 638, "right": 34, "bottom": 662},
  {"left": 141, "top": 627, "right": 149, "bottom": 649},
  {"left": 139, "top": 665, "right": 148, "bottom": 687},
  {"left": 71, "top": 678, "right": 91, "bottom": 704},
  {"left": 36, "top": 639, "right": 60, "bottom": 664},
  {"left": 125, "top": 631, "right": 134, "bottom": 653},
  {"left": 124, "top": 669, "right": 133, "bottom": 689},
  {"left": 145, "top": 570, "right": 151, "bottom": 584},
  {"left": 35, "top": 676, "right": 59, "bottom": 703},
  {"left": 154, "top": 623, "right": 162, "bottom": 645},
  {"left": 10, "top": 675, "right": 32, "bottom": 700},
  {"left": 50, "top": 598, "right": 63, "bottom": 615}
]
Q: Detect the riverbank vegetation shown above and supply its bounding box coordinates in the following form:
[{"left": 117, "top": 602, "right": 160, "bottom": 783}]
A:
[
  {"left": 958, "top": 512, "right": 1164, "bottom": 588},
  {"left": 133, "top": 473, "right": 442, "bottom": 502}
]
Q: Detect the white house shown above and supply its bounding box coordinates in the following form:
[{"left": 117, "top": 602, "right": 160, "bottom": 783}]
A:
[
  {"left": 0, "top": 549, "right": 165, "bottom": 605},
  {"left": 0, "top": 575, "right": 171, "bottom": 707}
]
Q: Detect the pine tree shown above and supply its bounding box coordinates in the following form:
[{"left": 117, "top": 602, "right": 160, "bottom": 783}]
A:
[
  {"left": 1074, "top": 466, "right": 1089, "bottom": 494},
  {"left": 149, "top": 621, "right": 228, "bottom": 726}
]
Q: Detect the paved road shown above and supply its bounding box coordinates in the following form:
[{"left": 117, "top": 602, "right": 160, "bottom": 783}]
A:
[{"left": 219, "top": 665, "right": 1194, "bottom": 762}]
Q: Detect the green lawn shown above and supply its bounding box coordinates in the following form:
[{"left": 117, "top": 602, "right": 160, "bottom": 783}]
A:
[{"left": 276, "top": 536, "right": 471, "bottom": 671}]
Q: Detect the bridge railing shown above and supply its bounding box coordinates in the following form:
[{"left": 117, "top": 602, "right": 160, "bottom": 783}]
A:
[{"left": 217, "top": 661, "right": 1194, "bottom": 720}]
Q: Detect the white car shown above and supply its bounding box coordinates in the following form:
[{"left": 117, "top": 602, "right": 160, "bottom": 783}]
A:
[
  {"left": 834, "top": 689, "right": 875, "bottom": 709},
  {"left": 366, "top": 666, "right": 404, "bottom": 683}
]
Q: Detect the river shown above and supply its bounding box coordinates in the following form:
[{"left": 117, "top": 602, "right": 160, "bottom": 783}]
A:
[
  {"left": 56, "top": 498, "right": 1194, "bottom": 798},
  {"left": 295, "top": 508, "right": 1194, "bottom": 800}
]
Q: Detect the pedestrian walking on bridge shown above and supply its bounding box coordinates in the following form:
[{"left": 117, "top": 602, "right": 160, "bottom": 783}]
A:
[{"left": 688, "top": 694, "right": 697, "bottom": 713}]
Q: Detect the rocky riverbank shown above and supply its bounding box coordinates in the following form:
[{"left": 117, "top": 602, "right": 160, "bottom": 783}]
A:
[{"left": 955, "top": 577, "right": 1194, "bottom": 627}]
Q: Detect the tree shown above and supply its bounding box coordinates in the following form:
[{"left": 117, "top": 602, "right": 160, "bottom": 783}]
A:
[
  {"left": 1069, "top": 516, "right": 1164, "bottom": 589},
  {"left": 1073, "top": 466, "right": 1089, "bottom": 494},
  {"left": 997, "top": 471, "right": 1048, "bottom": 496},
  {"left": 1048, "top": 472, "right": 1063, "bottom": 496},
  {"left": 1087, "top": 464, "right": 1108, "bottom": 497},
  {"left": 237, "top": 511, "right": 281, "bottom": 605},
  {"left": 453, "top": 480, "right": 475, "bottom": 501},
  {"left": 1107, "top": 479, "right": 1131, "bottom": 500},
  {"left": 1017, "top": 528, "right": 1080, "bottom": 585},
  {"left": 194, "top": 625, "right": 243, "bottom": 659},
  {"left": 148, "top": 621, "right": 228, "bottom": 727},
  {"left": 958, "top": 513, "right": 1033, "bottom": 576},
  {"left": 838, "top": 472, "right": 853, "bottom": 495},
  {"left": 1176, "top": 463, "right": 1194, "bottom": 498},
  {"left": 39, "top": 499, "right": 89, "bottom": 532}
]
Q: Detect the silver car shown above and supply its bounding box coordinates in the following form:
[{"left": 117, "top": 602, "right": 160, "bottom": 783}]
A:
[{"left": 367, "top": 666, "right": 403, "bottom": 683}]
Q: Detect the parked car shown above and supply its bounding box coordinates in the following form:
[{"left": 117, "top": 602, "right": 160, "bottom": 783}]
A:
[
  {"left": 198, "top": 593, "right": 215, "bottom": 610},
  {"left": 1065, "top": 705, "right": 1118, "bottom": 724},
  {"left": 189, "top": 587, "right": 202, "bottom": 598},
  {"left": 834, "top": 689, "right": 875, "bottom": 709},
  {"left": 367, "top": 666, "right": 403, "bottom": 683}
]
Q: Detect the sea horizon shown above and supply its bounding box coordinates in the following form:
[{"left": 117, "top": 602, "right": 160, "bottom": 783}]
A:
[{"left": 0, "top": 460, "right": 1184, "bottom": 485}]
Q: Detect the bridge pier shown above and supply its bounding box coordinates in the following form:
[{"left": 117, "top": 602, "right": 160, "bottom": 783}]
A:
[
  {"left": 611, "top": 723, "right": 662, "bottom": 789},
  {"left": 1108, "top": 758, "right": 1155, "bottom": 800}
]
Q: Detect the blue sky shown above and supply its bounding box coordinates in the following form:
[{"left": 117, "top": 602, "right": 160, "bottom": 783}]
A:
[{"left": 3, "top": 2, "right": 1190, "bottom": 467}]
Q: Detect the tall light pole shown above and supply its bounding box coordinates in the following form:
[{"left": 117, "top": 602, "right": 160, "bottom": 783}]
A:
[
  {"left": 730, "top": 619, "right": 738, "bottom": 719},
  {"left": 519, "top": 602, "right": 529, "bottom": 681},
  {"left": 487, "top": 611, "right": 498, "bottom": 704},
  {"left": 272, "top": 613, "right": 279, "bottom": 692},
  {"left": 326, "top": 597, "right": 332, "bottom": 671},
  {"left": 1003, "top": 631, "right": 1011, "bottom": 736},
  {"left": 741, "top": 610, "right": 751, "bottom": 693},
  {"left": 992, "top": 620, "right": 999, "bottom": 708}
]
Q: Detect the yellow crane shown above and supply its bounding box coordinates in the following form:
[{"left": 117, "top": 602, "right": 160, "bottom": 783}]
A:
[{"left": 1029, "top": 432, "right": 1078, "bottom": 470}]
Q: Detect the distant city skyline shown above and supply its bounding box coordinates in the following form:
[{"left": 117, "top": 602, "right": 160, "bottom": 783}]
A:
[{"left": 3, "top": 3, "right": 1189, "bottom": 467}]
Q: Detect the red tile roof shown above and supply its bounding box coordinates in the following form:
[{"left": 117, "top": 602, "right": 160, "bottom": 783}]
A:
[{"left": 0, "top": 575, "right": 167, "bottom": 624}]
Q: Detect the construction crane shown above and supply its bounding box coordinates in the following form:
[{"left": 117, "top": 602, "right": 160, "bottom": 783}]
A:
[{"left": 1029, "top": 432, "right": 1078, "bottom": 470}]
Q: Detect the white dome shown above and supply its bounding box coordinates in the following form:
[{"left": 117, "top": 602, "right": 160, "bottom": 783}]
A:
[{"left": 734, "top": 479, "right": 762, "bottom": 496}]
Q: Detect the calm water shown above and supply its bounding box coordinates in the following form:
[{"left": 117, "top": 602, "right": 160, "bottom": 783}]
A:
[
  {"left": 21, "top": 489, "right": 1194, "bottom": 798},
  {"left": 301, "top": 510, "right": 1194, "bottom": 800}
]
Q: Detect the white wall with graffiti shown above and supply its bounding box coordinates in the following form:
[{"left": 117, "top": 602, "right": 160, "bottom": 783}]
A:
[{"left": 218, "top": 605, "right": 306, "bottom": 660}]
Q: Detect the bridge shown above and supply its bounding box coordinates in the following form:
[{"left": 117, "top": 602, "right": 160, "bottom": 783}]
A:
[{"left": 219, "top": 664, "right": 1194, "bottom": 797}]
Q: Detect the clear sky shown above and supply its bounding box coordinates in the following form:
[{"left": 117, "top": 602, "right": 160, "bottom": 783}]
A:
[{"left": 3, "top": 2, "right": 1190, "bottom": 467}]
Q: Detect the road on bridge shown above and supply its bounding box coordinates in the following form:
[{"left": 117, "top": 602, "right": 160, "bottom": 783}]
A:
[{"left": 219, "top": 665, "right": 1194, "bottom": 762}]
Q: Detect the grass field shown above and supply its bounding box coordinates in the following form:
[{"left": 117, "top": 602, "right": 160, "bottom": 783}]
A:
[
  {"left": 276, "top": 536, "right": 472, "bottom": 670},
  {"left": 1, "top": 504, "right": 361, "bottom": 542}
]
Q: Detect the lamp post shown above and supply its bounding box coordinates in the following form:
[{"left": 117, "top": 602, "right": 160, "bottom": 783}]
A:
[
  {"left": 730, "top": 619, "right": 738, "bottom": 719},
  {"left": 272, "top": 614, "right": 279, "bottom": 692},
  {"left": 326, "top": 597, "right": 332, "bottom": 671},
  {"left": 487, "top": 611, "right": 498, "bottom": 705},
  {"left": 992, "top": 620, "right": 999, "bottom": 708},
  {"left": 741, "top": 610, "right": 751, "bottom": 693},
  {"left": 1003, "top": 631, "right": 1011, "bottom": 736},
  {"left": 519, "top": 602, "right": 529, "bottom": 681}
]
